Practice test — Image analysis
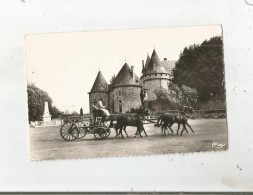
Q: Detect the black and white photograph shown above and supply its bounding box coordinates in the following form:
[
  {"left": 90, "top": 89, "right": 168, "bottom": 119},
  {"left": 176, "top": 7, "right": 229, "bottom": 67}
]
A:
[{"left": 26, "top": 25, "right": 227, "bottom": 161}]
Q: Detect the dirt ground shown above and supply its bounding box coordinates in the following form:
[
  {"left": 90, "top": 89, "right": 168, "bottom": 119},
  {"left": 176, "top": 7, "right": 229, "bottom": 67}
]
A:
[{"left": 29, "top": 119, "right": 228, "bottom": 160}]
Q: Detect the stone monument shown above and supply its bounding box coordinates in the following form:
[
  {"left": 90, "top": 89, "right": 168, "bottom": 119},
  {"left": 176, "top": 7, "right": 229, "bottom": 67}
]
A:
[{"left": 43, "top": 101, "right": 51, "bottom": 122}]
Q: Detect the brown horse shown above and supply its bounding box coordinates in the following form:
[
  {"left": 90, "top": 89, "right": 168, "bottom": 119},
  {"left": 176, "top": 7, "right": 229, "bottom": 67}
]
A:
[
  {"left": 110, "top": 107, "right": 150, "bottom": 138},
  {"left": 155, "top": 106, "right": 194, "bottom": 136},
  {"left": 111, "top": 107, "right": 150, "bottom": 138},
  {"left": 113, "top": 114, "right": 147, "bottom": 138}
]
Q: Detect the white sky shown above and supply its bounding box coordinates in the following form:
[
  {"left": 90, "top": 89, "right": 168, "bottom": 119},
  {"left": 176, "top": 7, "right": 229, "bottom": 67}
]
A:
[{"left": 25, "top": 25, "right": 222, "bottom": 113}]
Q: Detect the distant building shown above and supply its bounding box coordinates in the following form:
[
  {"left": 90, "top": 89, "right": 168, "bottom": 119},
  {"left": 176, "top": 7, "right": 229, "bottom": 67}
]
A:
[{"left": 89, "top": 49, "right": 176, "bottom": 114}]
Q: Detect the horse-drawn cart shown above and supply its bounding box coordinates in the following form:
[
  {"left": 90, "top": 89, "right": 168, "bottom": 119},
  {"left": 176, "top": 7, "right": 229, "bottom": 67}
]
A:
[
  {"left": 60, "top": 114, "right": 111, "bottom": 141},
  {"left": 59, "top": 106, "right": 194, "bottom": 141}
]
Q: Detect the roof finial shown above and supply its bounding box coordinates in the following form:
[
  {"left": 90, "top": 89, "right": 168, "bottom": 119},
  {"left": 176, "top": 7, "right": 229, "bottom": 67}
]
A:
[
  {"left": 99, "top": 67, "right": 100, "bottom": 71},
  {"left": 125, "top": 59, "right": 127, "bottom": 63},
  {"left": 154, "top": 45, "right": 155, "bottom": 50},
  {"left": 147, "top": 52, "right": 149, "bottom": 56}
]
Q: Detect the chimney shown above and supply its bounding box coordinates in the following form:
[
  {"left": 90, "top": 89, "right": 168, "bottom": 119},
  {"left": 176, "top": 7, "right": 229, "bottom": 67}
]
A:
[
  {"left": 131, "top": 66, "right": 135, "bottom": 81},
  {"left": 164, "top": 58, "right": 167, "bottom": 61}
]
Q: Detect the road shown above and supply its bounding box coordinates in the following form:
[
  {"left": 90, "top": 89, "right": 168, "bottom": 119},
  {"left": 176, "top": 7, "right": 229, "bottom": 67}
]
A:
[{"left": 29, "top": 119, "right": 228, "bottom": 160}]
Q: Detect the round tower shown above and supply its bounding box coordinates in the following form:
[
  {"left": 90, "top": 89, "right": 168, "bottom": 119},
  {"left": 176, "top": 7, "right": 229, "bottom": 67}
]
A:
[
  {"left": 112, "top": 63, "right": 142, "bottom": 113},
  {"left": 142, "top": 49, "right": 170, "bottom": 100},
  {"left": 88, "top": 71, "right": 109, "bottom": 114}
]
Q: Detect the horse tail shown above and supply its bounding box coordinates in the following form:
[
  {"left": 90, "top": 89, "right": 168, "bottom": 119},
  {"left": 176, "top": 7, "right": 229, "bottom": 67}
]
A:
[{"left": 155, "top": 116, "right": 162, "bottom": 127}]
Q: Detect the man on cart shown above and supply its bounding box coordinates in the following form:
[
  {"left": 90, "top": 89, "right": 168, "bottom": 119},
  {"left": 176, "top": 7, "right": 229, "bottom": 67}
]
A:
[{"left": 92, "top": 100, "right": 110, "bottom": 125}]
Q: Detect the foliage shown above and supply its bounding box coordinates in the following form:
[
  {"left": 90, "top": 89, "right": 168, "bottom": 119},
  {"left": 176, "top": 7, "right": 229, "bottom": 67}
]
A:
[
  {"left": 193, "top": 95, "right": 226, "bottom": 110},
  {"left": 171, "top": 36, "right": 225, "bottom": 101},
  {"left": 127, "top": 107, "right": 149, "bottom": 116},
  {"left": 27, "top": 83, "right": 62, "bottom": 122},
  {"left": 146, "top": 87, "right": 181, "bottom": 111},
  {"left": 110, "top": 74, "right": 116, "bottom": 84}
]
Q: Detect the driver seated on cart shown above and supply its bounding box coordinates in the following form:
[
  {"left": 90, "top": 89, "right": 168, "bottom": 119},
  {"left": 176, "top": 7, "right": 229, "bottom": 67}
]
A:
[{"left": 92, "top": 100, "right": 110, "bottom": 117}]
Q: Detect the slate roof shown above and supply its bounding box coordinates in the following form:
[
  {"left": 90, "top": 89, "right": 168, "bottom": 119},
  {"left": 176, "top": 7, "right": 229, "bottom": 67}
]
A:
[
  {"left": 112, "top": 63, "right": 142, "bottom": 88},
  {"left": 142, "top": 54, "right": 151, "bottom": 75},
  {"left": 89, "top": 71, "right": 108, "bottom": 93},
  {"left": 145, "top": 49, "right": 168, "bottom": 74},
  {"left": 144, "top": 55, "right": 151, "bottom": 69}
]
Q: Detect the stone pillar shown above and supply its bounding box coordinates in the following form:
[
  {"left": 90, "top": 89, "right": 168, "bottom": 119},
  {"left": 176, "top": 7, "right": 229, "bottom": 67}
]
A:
[{"left": 43, "top": 101, "right": 51, "bottom": 122}]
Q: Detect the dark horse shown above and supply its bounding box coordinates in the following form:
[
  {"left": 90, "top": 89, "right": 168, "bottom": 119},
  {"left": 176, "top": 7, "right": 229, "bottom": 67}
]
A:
[
  {"left": 112, "top": 108, "right": 149, "bottom": 138},
  {"left": 155, "top": 106, "right": 194, "bottom": 136}
]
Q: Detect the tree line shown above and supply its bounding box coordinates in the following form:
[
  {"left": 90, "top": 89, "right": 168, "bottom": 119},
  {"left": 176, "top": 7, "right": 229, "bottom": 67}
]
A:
[
  {"left": 171, "top": 36, "right": 225, "bottom": 101},
  {"left": 27, "top": 83, "right": 62, "bottom": 122}
]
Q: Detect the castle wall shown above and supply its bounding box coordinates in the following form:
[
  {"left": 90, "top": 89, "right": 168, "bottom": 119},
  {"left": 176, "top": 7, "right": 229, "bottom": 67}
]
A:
[
  {"left": 113, "top": 86, "right": 142, "bottom": 113},
  {"left": 108, "top": 90, "right": 114, "bottom": 113},
  {"left": 143, "top": 74, "right": 170, "bottom": 100},
  {"left": 89, "top": 92, "right": 108, "bottom": 114}
]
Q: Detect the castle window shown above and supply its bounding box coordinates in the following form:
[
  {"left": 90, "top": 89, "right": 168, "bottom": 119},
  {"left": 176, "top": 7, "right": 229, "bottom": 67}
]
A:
[
  {"left": 119, "top": 100, "right": 122, "bottom": 104},
  {"left": 118, "top": 89, "right": 122, "bottom": 96},
  {"left": 150, "top": 75, "right": 151, "bottom": 77},
  {"left": 100, "top": 98, "right": 103, "bottom": 101},
  {"left": 119, "top": 105, "right": 123, "bottom": 113},
  {"left": 93, "top": 99, "right": 97, "bottom": 103},
  {"left": 155, "top": 74, "right": 157, "bottom": 76},
  {"left": 161, "top": 74, "right": 163, "bottom": 76}
]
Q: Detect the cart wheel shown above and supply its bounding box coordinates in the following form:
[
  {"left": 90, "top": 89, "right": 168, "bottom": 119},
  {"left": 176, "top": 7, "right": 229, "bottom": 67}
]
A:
[
  {"left": 97, "top": 127, "right": 110, "bottom": 139},
  {"left": 93, "top": 128, "right": 102, "bottom": 139},
  {"left": 72, "top": 121, "right": 87, "bottom": 139},
  {"left": 103, "top": 128, "right": 111, "bottom": 138},
  {"left": 60, "top": 122, "right": 79, "bottom": 141}
]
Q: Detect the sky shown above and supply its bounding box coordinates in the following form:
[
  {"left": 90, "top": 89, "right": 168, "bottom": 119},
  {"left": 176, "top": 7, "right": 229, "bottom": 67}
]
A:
[{"left": 25, "top": 25, "right": 222, "bottom": 113}]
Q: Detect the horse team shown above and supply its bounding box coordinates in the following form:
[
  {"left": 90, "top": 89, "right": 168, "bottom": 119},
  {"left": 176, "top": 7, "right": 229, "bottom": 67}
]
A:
[{"left": 108, "top": 106, "right": 195, "bottom": 138}]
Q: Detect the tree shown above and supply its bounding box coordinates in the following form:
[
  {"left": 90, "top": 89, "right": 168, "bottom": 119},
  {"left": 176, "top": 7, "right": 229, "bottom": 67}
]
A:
[
  {"left": 27, "top": 83, "right": 62, "bottom": 122},
  {"left": 171, "top": 36, "right": 225, "bottom": 101},
  {"left": 110, "top": 74, "right": 116, "bottom": 84}
]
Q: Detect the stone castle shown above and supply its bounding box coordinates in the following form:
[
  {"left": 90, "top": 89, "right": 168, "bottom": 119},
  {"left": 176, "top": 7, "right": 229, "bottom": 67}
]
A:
[{"left": 88, "top": 49, "right": 175, "bottom": 114}]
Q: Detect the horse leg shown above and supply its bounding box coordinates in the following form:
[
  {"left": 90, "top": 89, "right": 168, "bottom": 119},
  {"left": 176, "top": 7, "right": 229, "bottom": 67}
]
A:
[
  {"left": 115, "top": 127, "right": 119, "bottom": 138},
  {"left": 123, "top": 126, "right": 129, "bottom": 137},
  {"left": 168, "top": 124, "right": 174, "bottom": 134},
  {"left": 161, "top": 124, "right": 166, "bottom": 136},
  {"left": 165, "top": 126, "right": 169, "bottom": 136},
  {"left": 138, "top": 125, "right": 143, "bottom": 138},
  {"left": 184, "top": 124, "right": 189, "bottom": 133},
  {"left": 155, "top": 117, "right": 160, "bottom": 127},
  {"left": 180, "top": 124, "right": 187, "bottom": 136},
  {"left": 176, "top": 124, "right": 181, "bottom": 135},
  {"left": 120, "top": 126, "right": 125, "bottom": 138},
  {"left": 141, "top": 124, "right": 148, "bottom": 136},
  {"left": 186, "top": 122, "right": 194, "bottom": 133}
]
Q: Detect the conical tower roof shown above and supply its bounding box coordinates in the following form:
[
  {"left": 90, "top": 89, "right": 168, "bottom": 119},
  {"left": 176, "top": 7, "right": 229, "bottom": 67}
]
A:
[
  {"left": 112, "top": 63, "right": 142, "bottom": 88},
  {"left": 89, "top": 71, "right": 108, "bottom": 93},
  {"left": 145, "top": 49, "right": 168, "bottom": 74},
  {"left": 144, "top": 54, "right": 151, "bottom": 70},
  {"left": 142, "top": 54, "right": 151, "bottom": 74}
]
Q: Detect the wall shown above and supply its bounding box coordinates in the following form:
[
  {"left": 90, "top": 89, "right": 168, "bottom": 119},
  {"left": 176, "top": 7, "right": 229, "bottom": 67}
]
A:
[
  {"left": 108, "top": 90, "right": 114, "bottom": 113},
  {"left": 89, "top": 92, "right": 108, "bottom": 113},
  {"left": 143, "top": 75, "right": 170, "bottom": 100},
  {"left": 113, "top": 86, "right": 142, "bottom": 113}
]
